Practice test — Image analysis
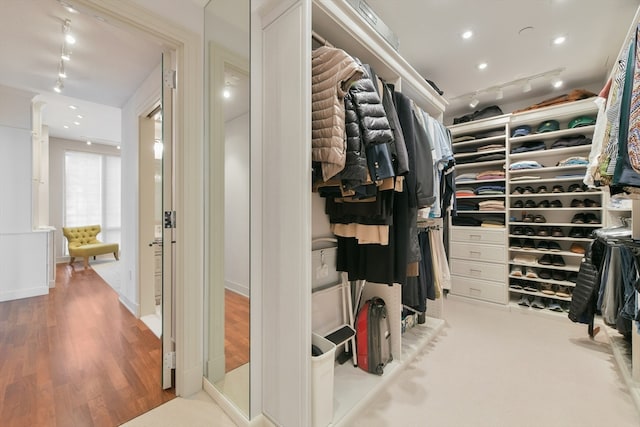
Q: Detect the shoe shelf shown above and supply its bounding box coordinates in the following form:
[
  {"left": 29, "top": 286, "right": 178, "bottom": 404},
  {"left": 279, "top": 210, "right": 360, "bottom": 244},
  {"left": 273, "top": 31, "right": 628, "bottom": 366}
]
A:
[
  {"left": 508, "top": 234, "right": 593, "bottom": 242},
  {"left": 509, "top": 190, "right": 602, "bottom": 198},
  {"left": 509, "top": 287, "right": 572, "bottom": 302},
  {"left": 508, "top": 274, "right": 576, "bottom": 288},
  {"left": 508, "top": 248, "right": 584, "bottom": 257},
  {"left": 508, "top": 177, "right": 600, "bottom": 186},
  {"left": 510, "top": 207, "right": 602, "bottom": 211},
  {"left": 508, "top": 261, "right": 580, "bottom": 272},
  {"left": 509, "top": 221, "right": 601, "bottom": 227}
]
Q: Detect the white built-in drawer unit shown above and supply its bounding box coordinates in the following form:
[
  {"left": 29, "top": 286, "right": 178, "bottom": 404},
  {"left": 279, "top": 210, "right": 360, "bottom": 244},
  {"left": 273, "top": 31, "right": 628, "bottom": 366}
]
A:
[
  {"left": 449, "top": 227, "right": 508, "bottom": 304},
  {"left": 450, "top": 259, "right": 507, "bottom": 282}
]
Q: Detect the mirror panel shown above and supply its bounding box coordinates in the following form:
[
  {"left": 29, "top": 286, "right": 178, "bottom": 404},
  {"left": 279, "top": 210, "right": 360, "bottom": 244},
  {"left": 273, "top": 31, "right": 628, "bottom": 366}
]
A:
[{"left": 204, "top": 0, "right": 250, "bottom": 418}]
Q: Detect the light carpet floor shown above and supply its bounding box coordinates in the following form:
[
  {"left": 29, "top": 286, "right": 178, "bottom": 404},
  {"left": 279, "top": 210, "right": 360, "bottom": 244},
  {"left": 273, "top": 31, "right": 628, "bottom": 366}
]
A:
[
  {"left": 352, "top": 296, "right": 640, "bottom": 427},
  {"left": 117, "top": 296, "right": 640, "bottom": 426},
  {"left": 120, "top": 391, "right": 236, "bottom": 427}
]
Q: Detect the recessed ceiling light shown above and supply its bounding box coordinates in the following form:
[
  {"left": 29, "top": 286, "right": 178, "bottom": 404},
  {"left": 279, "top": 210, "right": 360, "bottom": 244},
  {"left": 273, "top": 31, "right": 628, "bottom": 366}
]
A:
[
  {"left": 86, "top": 141, "right": 92, "bottom": 145},
  {"left": 522, "top": 80, "right": 532, "bottom": 93},
  {"left": 77, "top": 114, "right": 83, "bottom": 119},
  {"left": 553, "top": 35, "right": 566, "bottom": 45},
  {"left": 63, "top": 125, "right": 69, "bottom": 129},
  {"left": 477, "top": 62, "right": 488, "bottom": 70},
  {"left": 469, "top": 96, "right": 479, "bottom": 108},
  {"left": 54, "top": 78, "right": 63, "bottom": 93},
  {"left": 69, "top": 105, "right": 77, "bottom": 110},
  {"left": 117, "top": 145, "right": 121, "bottom": 150},
  {"left": 73, "top": 121, "right": 80, "bottom": 125},
  {"left": 461, "top": 30, "right": 473, "bottom": 40}
]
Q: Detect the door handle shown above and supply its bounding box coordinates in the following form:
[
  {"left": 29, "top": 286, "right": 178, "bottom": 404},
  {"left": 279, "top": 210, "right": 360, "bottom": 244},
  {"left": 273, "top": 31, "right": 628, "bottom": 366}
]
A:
[{"left": 149, "top": 241, "right": 163, "bottom": 247}]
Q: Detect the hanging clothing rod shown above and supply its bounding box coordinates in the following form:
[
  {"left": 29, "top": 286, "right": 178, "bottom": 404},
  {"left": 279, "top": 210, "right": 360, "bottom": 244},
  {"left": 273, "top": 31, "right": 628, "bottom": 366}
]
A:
[{"left": 312, "top": 30, "right": 334, "bottom": 47}]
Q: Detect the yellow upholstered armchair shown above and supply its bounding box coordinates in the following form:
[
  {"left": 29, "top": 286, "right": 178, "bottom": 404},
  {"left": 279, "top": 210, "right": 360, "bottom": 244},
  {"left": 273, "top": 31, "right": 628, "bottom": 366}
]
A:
[{"left": 62, "top": 225, "right": 119, "bottom": 269}]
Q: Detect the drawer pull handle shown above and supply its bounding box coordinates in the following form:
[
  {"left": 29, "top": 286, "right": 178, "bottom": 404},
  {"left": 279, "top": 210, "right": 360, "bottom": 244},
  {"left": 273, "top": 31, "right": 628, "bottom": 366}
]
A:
[
  {"left": 469, "top": 288, "right": 482, "bottom": 296},
  {"left": 469, "top": 234, "right": 481, "bottom": 240},
  {"left": 469, "top": 269, "right": 482, "bottom": 275},
  {"left": 469, "top": 251, "right": 481, "bottom": 257}
]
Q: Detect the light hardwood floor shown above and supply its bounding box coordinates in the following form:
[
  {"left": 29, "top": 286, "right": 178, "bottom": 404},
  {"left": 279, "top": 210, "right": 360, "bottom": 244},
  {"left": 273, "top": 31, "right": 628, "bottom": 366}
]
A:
[
  {"left": 0, "top": 264, "right": 175, "bottom": 427},
  {"left": 224, "top": 289, "right": 250, "bottom": 373}
]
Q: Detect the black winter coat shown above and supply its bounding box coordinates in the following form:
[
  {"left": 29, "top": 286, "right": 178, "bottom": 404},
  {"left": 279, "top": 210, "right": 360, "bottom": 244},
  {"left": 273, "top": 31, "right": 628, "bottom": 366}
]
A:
[
  {"left": 339, "top": 92, "right": 369, "bottom": 189},
  {"left": 349, "top": 61, "right": 394, "bottom": 147}
]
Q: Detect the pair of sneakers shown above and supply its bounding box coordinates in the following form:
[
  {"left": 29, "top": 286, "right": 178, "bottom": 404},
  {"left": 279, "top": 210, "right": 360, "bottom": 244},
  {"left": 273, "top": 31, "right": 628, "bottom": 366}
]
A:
[{"left": 517, "top": 295, "right": 546, "bottom": 309}]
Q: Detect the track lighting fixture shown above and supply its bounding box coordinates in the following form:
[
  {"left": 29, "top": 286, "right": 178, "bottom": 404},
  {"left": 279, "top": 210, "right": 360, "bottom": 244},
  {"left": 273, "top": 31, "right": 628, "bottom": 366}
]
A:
[
  {"left": 61, "top": 43, "right": 71, "bottom": 61},
  {"left": 58, "top": 60, "right": 67, "bottom": 78},
  {"left": 54, "top": 78, "right": 64, "bottom": 93},
  {"left": 451, "top": 68, "right": 566, "bottom": 106},
  {"left": 63, "top": 19, "right": 76, "bottom": 44}
]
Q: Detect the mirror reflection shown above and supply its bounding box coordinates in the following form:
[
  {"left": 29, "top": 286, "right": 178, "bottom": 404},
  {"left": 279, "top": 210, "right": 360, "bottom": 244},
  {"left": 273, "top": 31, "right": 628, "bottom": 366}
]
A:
[{"left": 204, "top": 0, "right": 250, "bottom": 418}]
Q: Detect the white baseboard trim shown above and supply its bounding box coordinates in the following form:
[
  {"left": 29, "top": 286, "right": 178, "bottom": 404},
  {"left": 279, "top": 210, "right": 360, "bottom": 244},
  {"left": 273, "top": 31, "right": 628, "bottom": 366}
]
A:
[
  {"left": 203, "top": 377, "right": 250, "bottom": 427},
  {"left": 225, "top": 280, "right": 249, "bottom": 298},
  {"left": 182, "top": 365, "right": 205, "bottom": 397},
  {"left": 118, "top": 293, "right": 139, "bottom": 317},
  {"left": 0, "top": 285, "right": 48, "bottom": 302}
]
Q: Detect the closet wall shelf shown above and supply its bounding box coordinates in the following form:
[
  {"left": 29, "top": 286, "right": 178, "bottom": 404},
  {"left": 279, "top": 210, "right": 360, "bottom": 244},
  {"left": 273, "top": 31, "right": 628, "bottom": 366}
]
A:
[
  {"left": 312, "top": 0, "right": 447, "bottom": 116},
  {"left": 509, "top": 288, "right": 572, "bottom": 302},
  {"left": 508, "top": 275, "right": 577, "bottom": 287},
  {"left": 509, "top": 125, "right": 596, "bottom": 143},
  {"left": 456, "top": 178, "right": 505, "bottom": 185},
  {"left": 455, "top": 148, "right": 506, "bottom": 159},
  {"left": 508, "top": 235, "right": 594, "bottom": 243},
  {"left": 509, "top": 145, "right": 593, "bottom": 161},
  {"left": 509, "top": 165, "right": 588, "bottom": 174},
  {"left": 510, "top": 207, "right": 602, "bottom": 212},
  {"left": 510, "top": 191, "right": 602, "bottom": 198},
  {"left": 508, "top": 261, "right": 580, "bottom": 272},
  {"left": 509, "top": 221, "right": 602, "bottom": 227},
  {"left": 455, "top": 160, "right": 505, "bottom": 169},
  {"left": 508, "top": 249, "right": 585, "bottom": 258},
  {"left": 452, "top": 135, "right": 505, "bottom": 149},
  {"left": 456, "top": 210, "right": 507, "bottom": 214},
  {"left": 509, "top": 98, "right": 599, "bottom": 125},
  {"left": 509, "top": 178, "right": 599, "bottom": 185},
  {"left": 458, "top": 195, "right": 506, "bottom": 200}
]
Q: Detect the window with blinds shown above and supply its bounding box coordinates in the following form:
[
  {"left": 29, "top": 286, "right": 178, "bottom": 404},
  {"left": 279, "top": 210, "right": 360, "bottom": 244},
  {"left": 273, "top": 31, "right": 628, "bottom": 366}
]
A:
[{"left": 64, "top": 151, "right": 121, "bottom": 252}]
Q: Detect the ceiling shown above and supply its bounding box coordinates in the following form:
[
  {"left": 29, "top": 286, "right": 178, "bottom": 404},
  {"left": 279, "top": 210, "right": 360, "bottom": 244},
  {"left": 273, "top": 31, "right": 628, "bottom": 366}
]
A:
[
  {"left": 2, "top": 0, "right": 639, "bottom": 142},
  {"left": 365, "top": 0, "right": 640, "bottom": 119}
]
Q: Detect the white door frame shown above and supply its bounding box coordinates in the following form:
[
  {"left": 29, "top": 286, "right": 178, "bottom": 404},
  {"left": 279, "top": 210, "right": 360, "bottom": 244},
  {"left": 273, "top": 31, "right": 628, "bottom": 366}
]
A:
[{"left": 72, "top": 0, "right": 204, "bottom": 397}]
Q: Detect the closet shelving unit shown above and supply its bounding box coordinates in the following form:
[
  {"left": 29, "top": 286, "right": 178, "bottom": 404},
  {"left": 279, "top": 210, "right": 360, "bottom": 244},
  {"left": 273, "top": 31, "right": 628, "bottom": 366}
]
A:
[
  {"left": 448, "top": 115, "right": 510, "bottom": 304},
  {"left": 447, "top": 98, "right": 604, "bottom": 312},
  {"left": 506, "top": 98, "right": 603, "bottom": 310},
  {"left": 309, "top": 1, "right": 448, "bottom": 425}
]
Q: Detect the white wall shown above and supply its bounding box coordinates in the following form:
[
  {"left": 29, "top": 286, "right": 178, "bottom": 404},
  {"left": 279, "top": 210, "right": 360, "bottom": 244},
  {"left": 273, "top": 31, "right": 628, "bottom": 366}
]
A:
[
  {"left": 0, "top": 84, "right": 49, "bottom": 301},
  {"left": 224, "top": 113, "right": 250, "bottom": 296},
  {"left": 120, "top": 62, "right": 162, "bottom": 315},
  {"left": 49, "top": 137, "right": 121, "bottom": 264},
  {"left": 133, "top": 0, "right": 204, "bottom": 34}
]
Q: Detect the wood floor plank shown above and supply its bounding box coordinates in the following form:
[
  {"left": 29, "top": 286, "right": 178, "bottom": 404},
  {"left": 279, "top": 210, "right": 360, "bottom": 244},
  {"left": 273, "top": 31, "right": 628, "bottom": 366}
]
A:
[
  {"left": 224, "top": 289, "right": 250, "bottom": 372},
  {"left": 0, "top": 264, "right": 175, "bottom": 426}
]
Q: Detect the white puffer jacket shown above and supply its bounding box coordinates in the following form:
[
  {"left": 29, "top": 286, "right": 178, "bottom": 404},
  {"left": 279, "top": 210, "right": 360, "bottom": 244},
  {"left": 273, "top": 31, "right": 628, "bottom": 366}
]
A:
[{"left": 312, "top": 46, "right": 363, "bottom": 181}]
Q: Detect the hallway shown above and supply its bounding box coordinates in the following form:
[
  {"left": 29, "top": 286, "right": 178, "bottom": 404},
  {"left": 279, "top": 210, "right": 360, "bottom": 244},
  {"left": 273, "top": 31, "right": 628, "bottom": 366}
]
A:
[{"left": 0, "top": 264, "right": 175, "bottom": 426}]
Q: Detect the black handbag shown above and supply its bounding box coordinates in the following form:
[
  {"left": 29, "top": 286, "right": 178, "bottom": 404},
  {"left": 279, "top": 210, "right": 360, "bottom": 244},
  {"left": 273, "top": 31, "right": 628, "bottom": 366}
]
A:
[{"left": 365, "top": 143, "right": 395, "bottom": 181}]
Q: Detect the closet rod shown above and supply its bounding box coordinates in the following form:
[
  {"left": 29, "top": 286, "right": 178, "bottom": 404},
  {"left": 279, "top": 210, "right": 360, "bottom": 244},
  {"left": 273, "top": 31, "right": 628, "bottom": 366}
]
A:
[{"left": 312, "top": 30, "right": 334, "bottom": 47}]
